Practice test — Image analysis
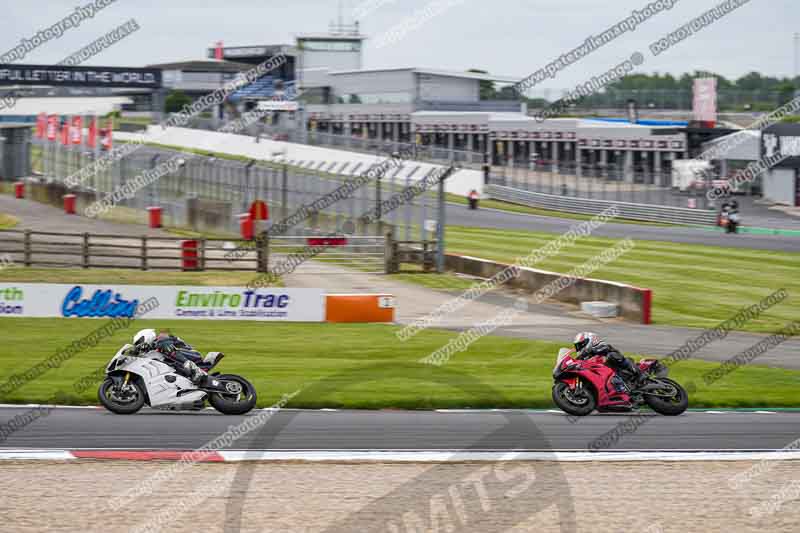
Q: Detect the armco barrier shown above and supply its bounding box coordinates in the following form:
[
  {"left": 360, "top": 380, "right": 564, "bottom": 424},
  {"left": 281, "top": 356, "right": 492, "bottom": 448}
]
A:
[
  {"left": 488, "top": 184, "right": 718, "bottom": 226},
  {"left": 445, "top": 254, "right": 652, "bottom": 324}
]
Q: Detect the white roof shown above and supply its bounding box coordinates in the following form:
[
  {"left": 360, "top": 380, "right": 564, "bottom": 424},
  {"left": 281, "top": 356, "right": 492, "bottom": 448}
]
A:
[
  {"left": 296, "top": 33, "right": 365, "bottom": 40},
  {"left": 329, "top": 67, "right": 520, "bottom": 84},
  {"left": 0, "top": 96, "right": 132, "bottom": 116}
]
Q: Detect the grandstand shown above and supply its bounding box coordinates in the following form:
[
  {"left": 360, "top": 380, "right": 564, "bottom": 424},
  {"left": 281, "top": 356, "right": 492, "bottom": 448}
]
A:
[{"left": 228, "top": 76, "right": 297, "bottom": 103}]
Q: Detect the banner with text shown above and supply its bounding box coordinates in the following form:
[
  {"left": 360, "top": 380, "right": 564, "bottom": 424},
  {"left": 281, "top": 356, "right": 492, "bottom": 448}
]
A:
[{"left": 0, "top": 284, "right": 325, "bottom": 322}]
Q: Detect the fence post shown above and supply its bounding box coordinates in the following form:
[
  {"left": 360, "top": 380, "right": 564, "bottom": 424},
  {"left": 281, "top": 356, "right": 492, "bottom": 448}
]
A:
[
  {"left": 200, "top": 238, "right": 206, "bottom": 271},
  {"left": 82, "top": 232, "right": 89, "bottom": 269},
  {"left": 149, "top": 154, "right": 160, "bottom": 208},
  {"left": 256, "top": 231, "right": 269, "bottom": 273},
  {"left": 141, "top": 235, "right": 147, "bottom": 271},
  {"left": 281, "top": 163, "right": 288, "bottom": 220},
  {"left": 384, "top": 228, "right": 397, "bottom": 274},
  {"left": 375, "top": 169, "right": 382, "bottom": 236},
  {"left": 435, "top": 166, "right": 450, "bottom": 273},
  {"left": 245, "top": 160, "right": 256, "bottom": 213},
  {"left": 23, "top": 230, "right": 31, "bottom": 267}
]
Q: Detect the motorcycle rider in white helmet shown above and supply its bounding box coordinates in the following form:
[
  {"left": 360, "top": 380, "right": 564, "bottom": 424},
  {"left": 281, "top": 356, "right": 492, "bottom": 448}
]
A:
[
  {"left": 129, "top": 328, "right": 208, "bottom": 385},
  {"left": 573, "top": 332, "right": 646, "bottom": 392}
]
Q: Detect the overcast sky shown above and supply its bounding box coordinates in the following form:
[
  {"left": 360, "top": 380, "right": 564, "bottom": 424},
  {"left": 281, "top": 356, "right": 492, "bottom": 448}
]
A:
[{"left": 1, "top": 0, "right": 797, "bottom": 93}]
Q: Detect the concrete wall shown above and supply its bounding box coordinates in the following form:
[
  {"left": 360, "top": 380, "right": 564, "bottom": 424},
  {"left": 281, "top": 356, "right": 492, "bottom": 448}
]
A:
[
  {"left": 764, "top": 168, "right": 796, "bottom": 205},
  {"left": 418, "top": 74, "right": 479, "bottom": 102},
  {"left": 445, "top": 254, "right": 652, "bottom": 324},
  {"left": 305, "top": 102, "right": 414, "bottom": 116},
  {"left": 329, "top": 70, "right": 414, "bottom": 96}
]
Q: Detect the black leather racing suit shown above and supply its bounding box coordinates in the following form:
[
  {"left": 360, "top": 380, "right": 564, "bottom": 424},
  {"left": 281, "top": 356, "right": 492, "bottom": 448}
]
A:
[
  {"left": 580, "top": 341, "right": 643, "bottom": 389},
  {"left": 152, "top": 334, "right": 204, "bottom": 369},
  {"left": 124, "top": 334, "right": 207, "bottom": 384}
]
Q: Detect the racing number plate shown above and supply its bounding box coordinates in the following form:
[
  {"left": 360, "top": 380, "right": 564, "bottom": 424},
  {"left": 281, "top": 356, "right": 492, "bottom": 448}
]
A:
[{"left": 378, "top": 296, "right": 396, "bottom": 309}]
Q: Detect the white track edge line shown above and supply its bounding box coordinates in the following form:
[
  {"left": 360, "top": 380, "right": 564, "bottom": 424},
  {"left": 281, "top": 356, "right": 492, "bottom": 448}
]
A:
[{"left": 2, "top": 450, "right": 800, "bottom": 462}]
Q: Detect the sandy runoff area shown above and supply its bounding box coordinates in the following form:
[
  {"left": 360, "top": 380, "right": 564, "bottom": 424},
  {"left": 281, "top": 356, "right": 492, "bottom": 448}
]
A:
[{"left": 0, "top": 460, "right": 798, "bottom": 532}]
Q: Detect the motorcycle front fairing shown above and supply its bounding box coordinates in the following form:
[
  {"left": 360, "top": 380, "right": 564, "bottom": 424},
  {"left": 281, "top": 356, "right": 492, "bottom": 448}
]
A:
[
  {"left": 106, "top": 346, "right": 205, "bottom": 408},
  {"left": 553, "top": 348, "right": 580, "bottom": 388},
  {"left": 553, "top": 349, "right": 633, "bottom": 408}
]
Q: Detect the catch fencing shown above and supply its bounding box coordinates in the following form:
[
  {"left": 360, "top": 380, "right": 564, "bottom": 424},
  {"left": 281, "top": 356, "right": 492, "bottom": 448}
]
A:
[
  {"left": 31, "top": 138, "right": 446, "bottom": 248},
  {"left": 183, "top": 117, "right": 730, "bottom": 213},
  {"left": 489, "top": 184, "right": 718, "bottom": 225},
  {"left": 489, "top": 163, "right": 722, "bottom": 211}
]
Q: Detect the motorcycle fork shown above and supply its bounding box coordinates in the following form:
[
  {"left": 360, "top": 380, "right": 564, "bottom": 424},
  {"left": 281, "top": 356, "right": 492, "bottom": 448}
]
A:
[{"left": 123, "top": 372, "right": 130, "bottom": 388}]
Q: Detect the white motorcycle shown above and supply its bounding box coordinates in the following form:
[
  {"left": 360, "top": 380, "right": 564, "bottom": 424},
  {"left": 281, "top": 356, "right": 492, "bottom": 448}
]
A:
[{"left": 98, "top": 344, "right": 257, "bottom": 415}]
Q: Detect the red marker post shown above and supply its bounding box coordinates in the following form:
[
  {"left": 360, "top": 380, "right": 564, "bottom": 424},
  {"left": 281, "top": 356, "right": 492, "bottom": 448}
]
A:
[
  {"left": 147, "top": 206, "right": 163, "bottom": 228},
  {"left": 63, "top": 194, "right": 77, "bottom": 215}
]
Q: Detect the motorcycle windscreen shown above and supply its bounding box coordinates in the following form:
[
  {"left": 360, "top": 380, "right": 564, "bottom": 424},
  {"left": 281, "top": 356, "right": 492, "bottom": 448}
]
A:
[{"left": 553, "top": 348, "right": 574, "bottom": 374}]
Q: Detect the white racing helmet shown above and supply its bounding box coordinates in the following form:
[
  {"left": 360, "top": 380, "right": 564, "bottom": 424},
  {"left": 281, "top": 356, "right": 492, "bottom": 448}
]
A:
[
  {"left": 573, "top": 331, "right": 599, "bottom": 355},
  {"left": 133, "top": 328, "right": 157, "bottom": 346}
]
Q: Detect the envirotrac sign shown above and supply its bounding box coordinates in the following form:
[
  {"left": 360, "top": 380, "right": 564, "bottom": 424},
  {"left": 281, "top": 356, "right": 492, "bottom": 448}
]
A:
[{"left": 0, "top": 284, "right": 325, "bottom": 322}]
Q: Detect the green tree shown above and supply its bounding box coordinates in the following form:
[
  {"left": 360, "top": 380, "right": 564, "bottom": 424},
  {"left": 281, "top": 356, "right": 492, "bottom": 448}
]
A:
[
  {"left": 164, "top": 90, "right": 192, "bottom": 113},
  {"left": 777, "top": 81, "right": 797, "bottom": 105},
  {"left": 468, "top": 68, "right": 496, "bottom": 100},
  {"left": 496, "top": 86, "right": 520, "bottom": 100}
]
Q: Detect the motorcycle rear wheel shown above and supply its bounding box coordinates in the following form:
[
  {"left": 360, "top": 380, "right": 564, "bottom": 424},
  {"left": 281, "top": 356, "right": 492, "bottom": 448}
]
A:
[
  {"left": 98, "top": 377, "right": 145, "bottom": 415},
  {"left": 644, "top": 378, "right": 688, "bottom": 416},
  {"left": 552, "top": 380, "right": 596, "bottom": 417},
  {"left": 208, "top": 375, "right": 258, "bottom": 415}
]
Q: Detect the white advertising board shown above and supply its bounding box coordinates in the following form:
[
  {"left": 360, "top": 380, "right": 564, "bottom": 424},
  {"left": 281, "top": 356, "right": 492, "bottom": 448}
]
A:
[
  {"left": 693, "top": 77, "right": 717, "bottom": 123},
  {"left": 0, "top": 284, "right": 325, "bottom": 322}
]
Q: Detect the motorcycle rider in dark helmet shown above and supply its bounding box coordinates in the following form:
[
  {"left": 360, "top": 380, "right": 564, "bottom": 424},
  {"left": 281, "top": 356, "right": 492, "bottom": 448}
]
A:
[
  {"left": 128, "top": 329, "right": 208, "bottom": 385},
  {"left": 573, "top": 332, "right": 646, "bottom": 391}
]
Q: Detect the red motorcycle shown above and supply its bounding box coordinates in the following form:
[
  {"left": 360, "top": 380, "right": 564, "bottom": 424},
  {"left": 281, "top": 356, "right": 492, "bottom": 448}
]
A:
[{"left": 552, "top": 348, "right": 688, "bottom": 416}]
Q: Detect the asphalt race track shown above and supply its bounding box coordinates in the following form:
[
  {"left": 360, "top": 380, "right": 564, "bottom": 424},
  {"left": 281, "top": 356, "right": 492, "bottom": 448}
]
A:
[
  {"left": 2, "top": 407, "right": 798, "bottom": 452},
  {"left": 444, "top": 202, "right": 800, "bottom": 252}
]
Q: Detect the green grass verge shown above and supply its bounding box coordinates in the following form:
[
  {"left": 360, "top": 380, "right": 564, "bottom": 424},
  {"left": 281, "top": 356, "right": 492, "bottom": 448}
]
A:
[
  {"left": 388, "top": 271, "right": 479, "bottom": 292},
  {"left": 446, "top": 194, "right": 676, "bottom": 227},
  {"left": 109, "top": 116, "right": 153, "bottom": 130},
  {"left": 0, "top": 268, "right": 277, "bottom": 287},
  {"left": 445, "top": 225, "right": 799, "bottom": 333},
  {"left": 0, "top": 213, "right": 19, "bottom": 230},
  {"left": 0, "top": 319, "right": 798, "bottom": 408}
]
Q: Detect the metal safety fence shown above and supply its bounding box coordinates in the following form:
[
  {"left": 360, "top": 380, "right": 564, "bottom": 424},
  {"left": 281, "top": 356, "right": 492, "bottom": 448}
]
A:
[
  {"left": 183, "top": 117, "right": 737, "bottom": 212},
  {"left": 31, "top": 138, "right": 446, "bottom": 249},
  {"left": 488, "top": 184, "right": 718, "bottom": 226},
  {"left": 489, "top": 163, "right": 724, "bottom": 211}
]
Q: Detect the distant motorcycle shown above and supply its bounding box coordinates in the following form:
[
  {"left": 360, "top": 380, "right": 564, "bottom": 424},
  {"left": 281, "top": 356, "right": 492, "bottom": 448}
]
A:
[
  {"left": 552, "top": 348, "right": 688, "bottom": 416},
  {"left": 721, "top": 210, "right": 740, "bottom": 233},
  {"left": 98, "top": 344, "right": 257, "bottom": 415},
  {"left": 719, "top": 203, "right": 740, "bottom": 234}
]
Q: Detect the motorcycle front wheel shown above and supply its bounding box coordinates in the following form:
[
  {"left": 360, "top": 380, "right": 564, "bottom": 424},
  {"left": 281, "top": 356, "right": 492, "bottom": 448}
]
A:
[
  {"left": 644, "top": 378, "right": 688, "bottom": 416},
  {"left": 208, "top": 375, "right": 257, "bottom": 415},
  {"left": 552, "top": 380, "right": 596, "bottom": 417},
  {"left": 98, "top": 377, "right": 145, "bottom": 415}
]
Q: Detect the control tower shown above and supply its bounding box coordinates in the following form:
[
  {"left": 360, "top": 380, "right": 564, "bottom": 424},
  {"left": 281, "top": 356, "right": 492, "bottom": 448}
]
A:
[{"left": 296, "top": 19, "right": 366, "bottom": 91}]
